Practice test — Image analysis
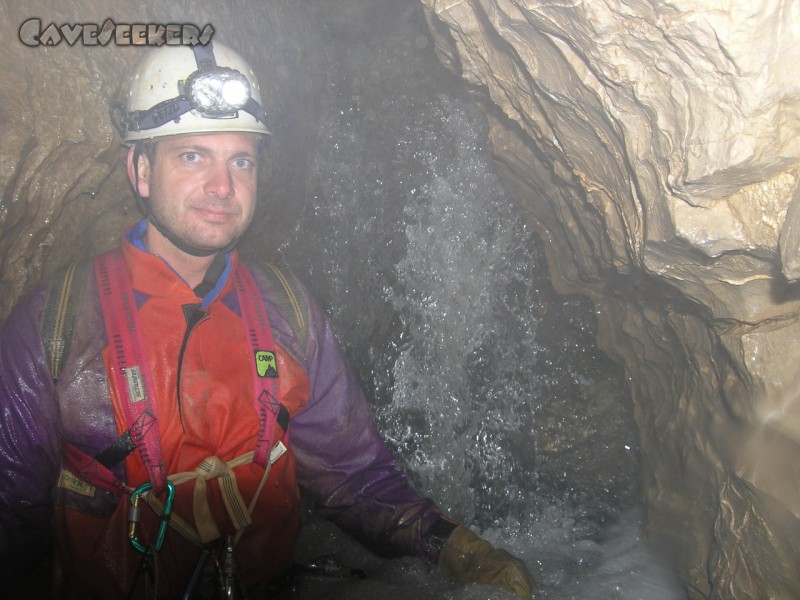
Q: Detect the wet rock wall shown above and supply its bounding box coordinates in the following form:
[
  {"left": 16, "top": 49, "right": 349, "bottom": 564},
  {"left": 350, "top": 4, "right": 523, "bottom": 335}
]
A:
[{"left": 418, "top": 0, "right": 800, "bottom": 596}]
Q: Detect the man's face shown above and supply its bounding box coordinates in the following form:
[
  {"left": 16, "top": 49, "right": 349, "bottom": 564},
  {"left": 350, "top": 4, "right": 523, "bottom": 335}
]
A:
[{"left": 130, "top": 132, "right": 260, "bottom": 255}]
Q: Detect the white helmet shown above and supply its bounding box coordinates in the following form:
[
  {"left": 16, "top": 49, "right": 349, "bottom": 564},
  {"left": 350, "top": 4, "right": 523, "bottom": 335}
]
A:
[{"left": 121, "top": 41, "right": 270, "bottom": 142}]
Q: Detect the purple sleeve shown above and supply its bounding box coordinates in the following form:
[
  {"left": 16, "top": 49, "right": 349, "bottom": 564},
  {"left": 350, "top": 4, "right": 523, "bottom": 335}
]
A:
[
  {"left": 0, "top": 285, "right": 61, "bottom": 585},
  {"left": 290, "top": 293, "right": 444, "bottom": 562}
]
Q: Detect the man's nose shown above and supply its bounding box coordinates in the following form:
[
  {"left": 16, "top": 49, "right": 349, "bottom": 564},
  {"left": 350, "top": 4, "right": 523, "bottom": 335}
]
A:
[{"left": 204, "top": 162, "right": 234, "bottom": 198}]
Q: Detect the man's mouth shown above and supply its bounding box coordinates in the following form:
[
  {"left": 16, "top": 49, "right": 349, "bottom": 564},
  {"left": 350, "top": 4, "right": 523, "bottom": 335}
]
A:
[{"left": 193, "top": 205, "right": 236, "bottom": 223}]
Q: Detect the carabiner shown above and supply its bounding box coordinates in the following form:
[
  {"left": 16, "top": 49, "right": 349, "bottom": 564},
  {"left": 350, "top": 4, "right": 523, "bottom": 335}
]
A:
[{"left": 128, "top": 481, "right": 175, "bottom": 554}]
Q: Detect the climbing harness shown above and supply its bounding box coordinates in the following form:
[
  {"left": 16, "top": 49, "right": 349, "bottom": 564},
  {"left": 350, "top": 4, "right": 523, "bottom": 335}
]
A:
[
  {"left": 43, "top": 251, "right": 310, "bottom": 597},
  {"left": 49, "top": 252, "right": 306, "bottom": 508},
  {"left": 93, "top": 249, "right": 284, "bottom": 491}
]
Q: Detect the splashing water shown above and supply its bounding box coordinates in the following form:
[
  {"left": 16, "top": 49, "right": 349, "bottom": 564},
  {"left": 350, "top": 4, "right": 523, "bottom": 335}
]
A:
[
  {"left": 368, "top": 96, "right": 537, "bottom": 529},
  {"left": 277, "top": 1, "right": 683, "bottom": 597}
]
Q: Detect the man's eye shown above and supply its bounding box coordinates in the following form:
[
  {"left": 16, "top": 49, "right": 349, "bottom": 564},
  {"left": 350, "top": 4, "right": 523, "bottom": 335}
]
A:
[
  {"left": 234, "top": 158, "right": 254, "bottom": 169},
  {"left": 182, "top": 152, "right": 199, "bottom": 162}
]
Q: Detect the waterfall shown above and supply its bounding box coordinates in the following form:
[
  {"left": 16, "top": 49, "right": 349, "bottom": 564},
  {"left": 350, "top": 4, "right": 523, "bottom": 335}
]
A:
[{"left": 277, "top": 1, "right": 682, "bottom": 597}]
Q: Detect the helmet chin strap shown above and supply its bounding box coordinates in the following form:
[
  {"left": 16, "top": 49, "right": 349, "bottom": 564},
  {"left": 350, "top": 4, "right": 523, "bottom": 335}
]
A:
[
  {"left": 132, "top": 143, "right": 237, "bottom": 258},
  {"left": 147, "top": 214, "right": 221, "bottom": 258}
]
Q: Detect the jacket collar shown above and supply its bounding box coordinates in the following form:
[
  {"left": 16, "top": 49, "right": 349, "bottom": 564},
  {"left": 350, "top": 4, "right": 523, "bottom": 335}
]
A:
[{"left": 121, "top": 219, "right": 238, "bottom": 307}]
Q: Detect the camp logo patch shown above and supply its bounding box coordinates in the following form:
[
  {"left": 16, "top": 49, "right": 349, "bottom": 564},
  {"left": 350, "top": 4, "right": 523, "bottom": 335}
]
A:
[{"left": 255, "top": 350, "right": 278, "bottom": 378}]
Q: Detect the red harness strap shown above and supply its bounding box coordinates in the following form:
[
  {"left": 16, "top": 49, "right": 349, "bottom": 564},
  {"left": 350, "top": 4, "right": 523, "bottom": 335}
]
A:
[
  {"left": 63, "top": 443, "right": 131, "bottom": 495},
  {"left": 95, "top": 251, "right": 168, "bottom": 493},
  {"left": 67, "top": 250, "right": 281, "bottom": 495},
  {"left": 231, "top": 264, "right": 282, "bottom": 470}
]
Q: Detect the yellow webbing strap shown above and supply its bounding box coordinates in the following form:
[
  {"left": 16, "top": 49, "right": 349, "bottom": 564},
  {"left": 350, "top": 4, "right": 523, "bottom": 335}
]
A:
[
  {"left": 173, "top": 453, "right": 253, "bottom": 544},
  {"left": 261, "top": 263, "right": 308, "bottom": 350},
  {"left": 142, "top": 442, "right": 285, "bottom": 547},
  {"left": 41, "top": 260, "right": 90, "bottom": 381}
]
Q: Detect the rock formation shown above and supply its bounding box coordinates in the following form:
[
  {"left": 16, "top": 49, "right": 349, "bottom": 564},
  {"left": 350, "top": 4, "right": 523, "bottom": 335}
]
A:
[{"left": 418, "top": 0, "right": 800, "bottom": 596}]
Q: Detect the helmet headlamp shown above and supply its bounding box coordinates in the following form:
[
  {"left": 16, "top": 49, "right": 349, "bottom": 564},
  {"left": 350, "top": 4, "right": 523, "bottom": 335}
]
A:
[
  {"left": 185, "top": 67, "right": 251, "bottom": 116},
  {"left": 121, "top": 42, "right": 269, "bottom": 136}
]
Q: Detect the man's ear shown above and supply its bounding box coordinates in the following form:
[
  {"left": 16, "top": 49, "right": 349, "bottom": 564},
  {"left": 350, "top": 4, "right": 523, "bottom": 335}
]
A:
[{"left": 126, "top": 145, "right": 151, "bottom": 198}]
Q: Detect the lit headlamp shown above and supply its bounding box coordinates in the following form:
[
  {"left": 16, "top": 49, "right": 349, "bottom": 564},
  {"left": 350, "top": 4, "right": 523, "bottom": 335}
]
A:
[
  {"left": 184, "top": 67, "right": 251, "bottom": 116},
  {"left": 122, "top": 43, "right": 268, "bottom": 134}
]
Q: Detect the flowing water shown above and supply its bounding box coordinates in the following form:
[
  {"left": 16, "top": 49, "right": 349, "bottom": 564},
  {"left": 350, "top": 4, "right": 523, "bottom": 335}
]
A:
[{"left": 276, "top": 1, "right": 684, "bottom": 597}]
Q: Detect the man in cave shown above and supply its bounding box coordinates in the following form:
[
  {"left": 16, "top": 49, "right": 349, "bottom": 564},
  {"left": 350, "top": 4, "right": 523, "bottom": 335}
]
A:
[{"left": 0, "top": 40, "right": 535, "bottom": 598}]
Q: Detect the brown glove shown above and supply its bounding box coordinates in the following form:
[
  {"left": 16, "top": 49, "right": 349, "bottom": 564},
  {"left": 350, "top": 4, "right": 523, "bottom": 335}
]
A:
[{"left": 438, "top": 525, "right": 537, "bottom": 598}]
